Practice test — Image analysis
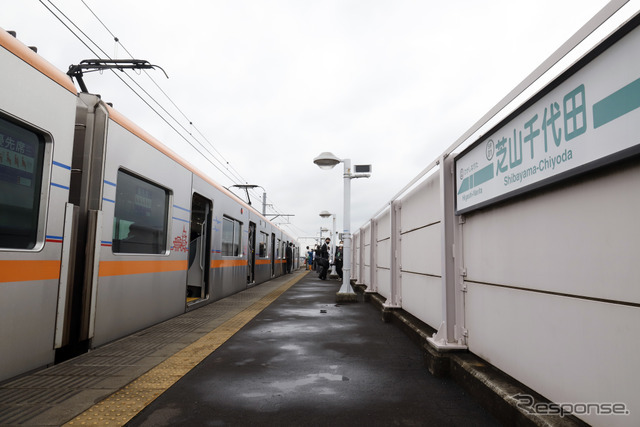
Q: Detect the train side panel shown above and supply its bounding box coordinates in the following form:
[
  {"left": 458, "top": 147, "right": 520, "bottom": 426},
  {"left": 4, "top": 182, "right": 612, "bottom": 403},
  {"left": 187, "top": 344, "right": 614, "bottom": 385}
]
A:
[
  {"left": 88, "top": 112, "right": 298, "bottom": 345},
  {"left": 0, "top": 30, "right": 77, "bottom": 381},
  {"left": 211, "top": 192, "right": 251, "bottom": 299},
  {"left": 252, "top": 216, "right": 276, "bottom": 284},
  {"left": 90, "top": 118, "right": 191, "bottom": 347}
]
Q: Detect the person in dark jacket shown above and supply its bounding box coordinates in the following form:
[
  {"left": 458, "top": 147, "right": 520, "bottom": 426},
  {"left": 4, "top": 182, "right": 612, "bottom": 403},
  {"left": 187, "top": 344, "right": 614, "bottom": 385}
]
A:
[
  {"left": 318, "top": 238, "right": 330, "bottom": 280},
  {"left": 335, "top": 241, "right": 343, "bottom": 279},
  {"left": 285, "top": 242, "right": 293, "bottom": 274}
]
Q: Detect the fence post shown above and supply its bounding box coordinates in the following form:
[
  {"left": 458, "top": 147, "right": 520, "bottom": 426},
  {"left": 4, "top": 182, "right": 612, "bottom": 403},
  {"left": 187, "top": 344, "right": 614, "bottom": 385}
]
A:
[
  {"left": 428, "top": 155, "right": 466, "bottom": 350},
  {"left": 384, "top": 200, "right": 402, "bottom": 311},
  {"left": 367, "top": 217, "right": 378, "bottom": 295}
]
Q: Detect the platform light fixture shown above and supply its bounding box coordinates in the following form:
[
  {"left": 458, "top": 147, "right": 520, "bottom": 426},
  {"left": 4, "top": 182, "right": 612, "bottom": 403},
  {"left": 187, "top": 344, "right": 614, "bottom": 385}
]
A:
[
  {"left": 313, "top": 152, "right": 341, "bottom": 170},
  {"left": 313, "top": 152, "right": 371, "bottom": 302}
]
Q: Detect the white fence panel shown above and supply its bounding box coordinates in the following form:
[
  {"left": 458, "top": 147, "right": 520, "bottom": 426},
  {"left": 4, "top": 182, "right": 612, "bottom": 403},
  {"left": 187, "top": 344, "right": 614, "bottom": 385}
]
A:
[
  {"left": 467, "top": 284, "right": 640, "bottom": 427},
  {"left": 402, "top": 273, "right": 442, "bottom": 329},
  {"left": 392, "top": 170, "right": 443, "bottom": 326},
  {"left": 402, "top": 225, "right": 440, "bottom": 276},
  {"left": 463, "top": 163, "right": 640, "bottom": 303},
  {"left": 352, "top": 231, "right": 360, "bottom": 283},
  {"left": 375, "top": 208, "right": 392, "bottom": 299},
  {"left": 377, "top": 208, "right": 391, "bottom": 240},
  {"left": 401, "top": 172, "right": 440, "bottom": 230},
  {"left": 463, "top": 155, "right": 640, "bottom": 426},
  {"left": 362, "top": 223, "right": 371, "bottom": 287},
  {"left": 376, "top": 238, "right": 391, "bottom": 299}
]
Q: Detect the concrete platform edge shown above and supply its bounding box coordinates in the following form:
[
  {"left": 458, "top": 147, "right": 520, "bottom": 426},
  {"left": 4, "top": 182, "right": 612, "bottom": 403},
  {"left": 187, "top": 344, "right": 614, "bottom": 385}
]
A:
[{"left": 353, "top": 284, "right": 589, "bottom": 427}]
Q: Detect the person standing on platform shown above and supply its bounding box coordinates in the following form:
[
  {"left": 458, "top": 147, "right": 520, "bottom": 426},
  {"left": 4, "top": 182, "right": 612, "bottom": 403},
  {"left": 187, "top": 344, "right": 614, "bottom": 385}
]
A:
[
  {"left": 312, "top": 245, "right": 318, "bottom": 271},
  {"left": 285, "top": 242, "right": 293, "bottom": 274},
  {"left": 318, "top": 237, "right": 330, "bottom": 280},
  {"left": 306, "top": 246, "right": 313, "bottom": 270},
  {"left": 335, "top": 240, "right": 344, "bottom": 280}
]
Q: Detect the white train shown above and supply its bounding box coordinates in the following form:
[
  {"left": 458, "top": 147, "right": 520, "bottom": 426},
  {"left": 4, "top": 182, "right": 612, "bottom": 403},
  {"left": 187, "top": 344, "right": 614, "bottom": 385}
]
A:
[{"left": 0, "top": 28, "right": 298, "bottom": 382}]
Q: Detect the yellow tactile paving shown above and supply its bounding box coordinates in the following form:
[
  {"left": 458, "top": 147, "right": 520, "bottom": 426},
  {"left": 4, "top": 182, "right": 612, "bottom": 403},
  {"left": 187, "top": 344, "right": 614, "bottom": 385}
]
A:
[{"left": 64, "top": 273, "right": 306, "bottom": 426}]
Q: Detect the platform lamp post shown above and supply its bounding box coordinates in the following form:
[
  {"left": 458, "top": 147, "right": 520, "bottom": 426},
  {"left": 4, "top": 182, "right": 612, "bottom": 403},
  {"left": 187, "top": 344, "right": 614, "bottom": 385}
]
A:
[
  {"left": 319, "top": 210, "right": 338, "bottom": 279},
  {"left": 313, "top": 152, "right": 371, "bottom": 302},
  {"left": 318, "top": 227, "right": 329, "bottom": 244}
]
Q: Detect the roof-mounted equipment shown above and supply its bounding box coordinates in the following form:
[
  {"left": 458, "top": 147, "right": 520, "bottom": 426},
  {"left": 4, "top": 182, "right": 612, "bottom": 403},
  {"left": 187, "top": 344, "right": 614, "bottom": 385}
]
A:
[{"left": 67, "top": 59, "right": 168, "bottom": 93}]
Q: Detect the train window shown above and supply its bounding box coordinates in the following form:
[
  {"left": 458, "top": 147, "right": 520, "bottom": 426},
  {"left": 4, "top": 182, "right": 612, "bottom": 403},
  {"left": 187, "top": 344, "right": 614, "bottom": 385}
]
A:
[
  {"left": 112, "top": 170, "right": 169, "bottom": 254},
  {"left": 258, "top": 231, "right": 268, "bottom": 257},
  {"left": 0, "top": 116, "right": 46, "bottom": 249},
  {"left": 222, "top": 216, "right": 242, "bottom": 256}
]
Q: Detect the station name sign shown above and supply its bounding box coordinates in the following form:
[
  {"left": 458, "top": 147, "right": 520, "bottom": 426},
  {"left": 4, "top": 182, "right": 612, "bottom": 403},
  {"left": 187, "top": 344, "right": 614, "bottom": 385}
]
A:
[{"left": 455, "top": 20, "right": 640, "bottom": 214}]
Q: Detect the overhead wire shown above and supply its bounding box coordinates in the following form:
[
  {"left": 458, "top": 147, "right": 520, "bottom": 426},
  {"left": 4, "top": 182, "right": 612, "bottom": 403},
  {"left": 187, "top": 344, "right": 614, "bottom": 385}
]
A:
[
  {"left": 40, "top": 0, "right": 296, "bottom": 229},
  {"left": 42, "top": 2, "right": 230, "bottom": 179},
  {"left": 80, "top": 0, "right": 253, "bottom": 188},
  {"left": 82, "top": 0, "right": 281, "bottom": 199},
  {"left": 41, "top": 0, "right": 244, "bottom": 188}
]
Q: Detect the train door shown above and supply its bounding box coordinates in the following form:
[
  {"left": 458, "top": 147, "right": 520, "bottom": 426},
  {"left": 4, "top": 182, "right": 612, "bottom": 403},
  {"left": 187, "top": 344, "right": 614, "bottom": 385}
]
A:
[
  {"left": 186, "top": 193, "right": 212, "bottom": 303},
  {"left": 247, "top": 222, "right": 256, "bottom": 284},
  {"left": 55, "top": 93, "right": 109, "bottom": 362},
  {"left": 270, "top": 233, "right": 276, "bottom": 277}
]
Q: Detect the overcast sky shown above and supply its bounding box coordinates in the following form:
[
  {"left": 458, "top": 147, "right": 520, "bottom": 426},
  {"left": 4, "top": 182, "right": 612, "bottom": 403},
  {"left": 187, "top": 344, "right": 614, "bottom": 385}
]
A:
[{"left": 4, "top": 0, "right": 637, "bottom": 248}]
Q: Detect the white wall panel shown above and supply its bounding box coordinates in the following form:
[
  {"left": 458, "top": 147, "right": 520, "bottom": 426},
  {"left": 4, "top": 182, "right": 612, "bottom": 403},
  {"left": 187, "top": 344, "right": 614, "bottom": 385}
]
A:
[
  {"left": 401, "top": 273, "right": 441, "bottom": 329},
  {"left": 362, "top": 222, "right": 371, "bottom": 241},
  {"left": 377, "top": 238, "right": 391, "bottom": 270},
  {"left": 364, "top": 244, "right": 371, "bottom": 267},
  {"left": 463, "top": 162, "right": 640, "bottom": 304},
  {"left": 352, "top": 232, "right": 360, "bottom": 282},
  {"left": 401, "top": 225, "right": 441, "bottom": 276},
  {"left": 401, "top": 172, "right": 440, "bottom": 231},
  {"left": 467, "top": 283, "right": 640, "bottom": 427},
  {"left": 363, "top": 243, "right": 371, "bottom": 287},
  {"left": 377, "top": 210, "right": 391, "bottom": 240},
  {"left": 376, "top": 268, "right": 391, "bottom": 299}
]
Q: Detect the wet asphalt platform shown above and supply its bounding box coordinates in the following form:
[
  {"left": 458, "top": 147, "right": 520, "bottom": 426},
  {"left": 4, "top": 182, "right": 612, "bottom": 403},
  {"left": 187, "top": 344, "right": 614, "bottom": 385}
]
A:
[
  {"left": 127, "top": 272, "right": 499, "bottom": 426},
  {"left": 0, "top": 269, "right": 505, "bottom": 426}
]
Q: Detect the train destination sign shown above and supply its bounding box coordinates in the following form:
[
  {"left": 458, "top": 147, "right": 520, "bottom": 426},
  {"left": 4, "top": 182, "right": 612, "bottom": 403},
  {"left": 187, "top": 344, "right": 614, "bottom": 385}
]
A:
[{"left": 455, "top": 21, "right": 640, "bottom": 214}]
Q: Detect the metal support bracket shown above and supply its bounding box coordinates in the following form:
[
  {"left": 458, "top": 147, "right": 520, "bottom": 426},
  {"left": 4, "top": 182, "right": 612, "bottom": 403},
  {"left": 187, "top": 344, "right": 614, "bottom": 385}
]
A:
[
  {"left": 382, "top": 300, "right": 402, "bottom": 309},
  {"left": 426, "top": 321, "right": 468, "bottom": 352}
]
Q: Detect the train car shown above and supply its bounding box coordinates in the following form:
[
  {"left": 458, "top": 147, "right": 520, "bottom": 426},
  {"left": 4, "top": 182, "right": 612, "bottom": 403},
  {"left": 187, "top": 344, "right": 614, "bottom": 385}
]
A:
[
  {"left": 0, "top": 28, "right": 78, "bottom": 382},
  {"left": 0, "top": 28, "right": 298, "bottom": 382}
]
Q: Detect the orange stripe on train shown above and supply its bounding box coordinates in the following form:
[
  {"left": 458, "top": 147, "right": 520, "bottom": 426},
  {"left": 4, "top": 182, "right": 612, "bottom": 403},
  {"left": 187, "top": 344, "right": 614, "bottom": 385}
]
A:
[
  {"left": 0, "top": 260, "right": 61, "bottom": 283},
  {"left": 98, "top": 259, "right": 252, "bottom": 277},
  {"left": 98, "top": 260, "right": 188, "bottom": 277},
  {"left": 2, "top": 258, "right": 280, "bottom": 281},
  {"left": 211, "top": 259, "right": 247, "bottom": 268}
]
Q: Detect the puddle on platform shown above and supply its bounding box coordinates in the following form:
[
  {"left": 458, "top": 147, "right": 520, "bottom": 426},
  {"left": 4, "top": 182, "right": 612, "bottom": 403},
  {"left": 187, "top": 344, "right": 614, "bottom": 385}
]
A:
[{"left": 269, "top": 373, "right": 349, "bottom": 393}]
